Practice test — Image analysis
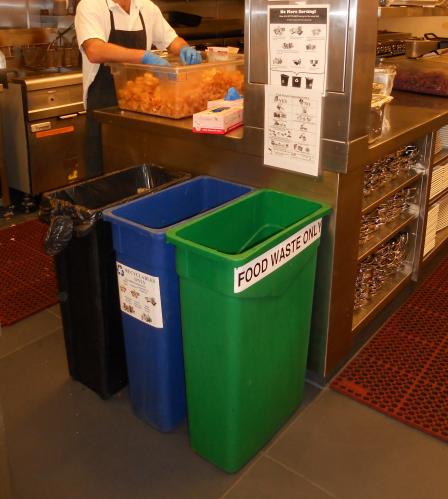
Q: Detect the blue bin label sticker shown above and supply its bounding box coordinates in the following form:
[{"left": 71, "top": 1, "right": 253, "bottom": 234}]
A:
[
  {"left": 234, "top": 218, "right": 322, "bottom": 293},
  {"left": 116, "top": 262, "right": 163, "bottom": 328}
]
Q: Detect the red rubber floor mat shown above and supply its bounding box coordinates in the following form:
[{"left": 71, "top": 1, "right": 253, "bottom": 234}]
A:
[
  {"left": 0, "top": 219, "right": 58, "bottom": 327},
  {"left": 332, "top": 253, "right": 448, "bottom": 443}
]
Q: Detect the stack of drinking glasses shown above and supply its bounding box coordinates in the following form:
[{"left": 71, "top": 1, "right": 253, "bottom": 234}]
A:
[
  {"left": 354, "top": 232, "right": 409, "bottom": 310},
  {"left": 363, "top": 145, "right": 419, "bottom": 197},
  {"left": 359, "top": 187, "right": 417, "bottom": 244}
]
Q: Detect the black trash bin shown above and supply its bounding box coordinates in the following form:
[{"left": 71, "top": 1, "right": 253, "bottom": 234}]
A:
[{"left": 39, "top": 164, "right": 190, "bottom": 399}]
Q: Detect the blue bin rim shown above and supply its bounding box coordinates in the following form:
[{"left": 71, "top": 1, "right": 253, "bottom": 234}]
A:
[{"left": 102, "top": 175, "right": 254, "bottom": 236}]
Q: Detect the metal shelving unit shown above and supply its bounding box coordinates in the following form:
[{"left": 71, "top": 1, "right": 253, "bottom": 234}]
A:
[
  {"left": 424, "top": 225, "right": 448, "bottom": 262},
  {"left": 422, "top": 125, "right": 448, "bottom": 264},
  {"left": 432, "top": 148, "right": 448, "bottom": 167},
  {"left": 378, "top": 6, "right": 448, "bottom": 18},
  {"left": 29, "top": 14, "right": 74, "bottom": 29},
  {"left": 353, "top": 142, "right": 425, "bottom": 336},
  {"left": 352, "top": 266, "right": 413, "bottom": 334},
  {"left": 358, "top": 210, "right": 418, "bottom": 261},
  {"left": 362, "top": 169, "right": 423, "bottom": 214},
  {"left": 429, "top": 185, "right": 448, "bottom": 205}
]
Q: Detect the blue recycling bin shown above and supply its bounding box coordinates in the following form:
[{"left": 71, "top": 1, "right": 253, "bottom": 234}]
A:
[{"left": 103, "top": 177, "right": 253, "bottom": 431}]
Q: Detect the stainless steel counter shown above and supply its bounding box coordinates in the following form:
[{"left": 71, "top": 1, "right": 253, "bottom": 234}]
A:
[
  {"left": 95, "top": 108, "right": 254, "bottom": 155},
  {"left": 97, "top": 90, "right": 448, "bottom": 168},
  {"left": 368, "top": 91, "right": 448, "bottom": 163}
]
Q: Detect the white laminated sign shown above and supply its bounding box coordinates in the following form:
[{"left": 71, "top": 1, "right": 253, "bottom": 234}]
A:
[
  {"left": 264, "top": 4, "right": 329, "bottom": 177},
  {"left": 116, "top": 262, "right": 163, "bottom": 328},
  {"left": 267, "top": 5, "right": 329, "bottom": 91},
  {"left": 233, "top": 218, "right": 322, "bottom": 293},
  {"left": 264, "top": 86, "right": 322, "bottom": 175}
]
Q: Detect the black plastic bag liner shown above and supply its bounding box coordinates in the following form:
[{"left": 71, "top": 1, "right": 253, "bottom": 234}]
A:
[
  {"left": 44, "top": 215, "right": 74, "bottom": 256},
  {"left": 38, "top": 163, "right": 190, "bottom": 400},
  {"left": 39, "top": 164, "right": 190, "bottom": 255}
]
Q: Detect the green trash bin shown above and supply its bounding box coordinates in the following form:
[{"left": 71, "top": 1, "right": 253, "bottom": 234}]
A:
[{"left": 167, "top": 189, "right": 331, "bottom": 473}]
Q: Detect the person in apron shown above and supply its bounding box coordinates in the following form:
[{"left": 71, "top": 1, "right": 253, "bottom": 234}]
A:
[{"left": 75, "top": 0, "right": 201, "bottom": 177}]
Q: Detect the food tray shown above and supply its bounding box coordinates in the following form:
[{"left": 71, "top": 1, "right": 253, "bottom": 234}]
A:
[
  {"left": 393, "top": 58, "right": 448, "bottom": 97},
  {"left": 109, "top": 55, "right": 244, "bottom": 119}
]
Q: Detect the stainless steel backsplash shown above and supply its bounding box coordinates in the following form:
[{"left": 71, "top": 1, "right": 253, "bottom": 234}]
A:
[{"left": 0, "top": 0, "right": 52, "bottom": 28}]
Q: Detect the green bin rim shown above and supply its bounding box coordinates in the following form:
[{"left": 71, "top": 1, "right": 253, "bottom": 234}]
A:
[{"left": 166, "top": 189, "right": 331, "bottom": 264}]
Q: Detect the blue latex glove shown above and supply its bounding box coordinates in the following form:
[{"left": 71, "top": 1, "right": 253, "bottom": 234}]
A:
[
  {"left": 180, "top": 46, "right": 202, "bottom": 65},
  {"left": 141, "top": 51, "right": 170, "bottom": 66},
  {"left": 224, "top": 87, "right": 242, "bottom": 101}
]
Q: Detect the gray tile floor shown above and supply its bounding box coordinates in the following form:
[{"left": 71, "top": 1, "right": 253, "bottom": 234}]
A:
[
  {"left": 0, "top": 215, "right": 447, "bottom": 499},
  {"left": 1, "top": 306, "right": 447, "bottom": 499}
]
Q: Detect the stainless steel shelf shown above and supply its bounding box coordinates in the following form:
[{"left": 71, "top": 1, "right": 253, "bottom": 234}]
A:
[
  {"left": 352, "top": 267, "right": 413, "bottom": 334},
  {"left": 432, "top": 147, "right": 448, "bottom": 167},
  {"left": 358, "top": 210, "right": 418, "bottom": 261},
  {"left": 423, "top": 225, "right": 448, "bottom": 262},
  {"left": 31, "top": 15, "right": 74, "bottom": 20},
  {"left": 429, "top": 185, "right": 448, "bottom": 205},
  {"left": 378, "top": 6, "right": 448, "bottom": 18},
  {"left": 29, "top": 14, "right": 74, "bottom": 27},
  {"left": 367, "top": 92, "right": 448, "bottom": 164},
  {"left": 362, "top": 169, "right": 422, "bottom": 214}
]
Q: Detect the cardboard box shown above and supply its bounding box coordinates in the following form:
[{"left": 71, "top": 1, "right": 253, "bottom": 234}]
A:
[
  {"left": 207, "top": 97, "right": 244, "bottom": 109},
  {"left": 193, "top": 105, "right": 243, "bottom": 135}
]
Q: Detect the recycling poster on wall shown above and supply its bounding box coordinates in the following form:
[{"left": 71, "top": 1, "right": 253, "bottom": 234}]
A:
[{"left": 264, "top": 4, "right": 329, "bottom": 177}]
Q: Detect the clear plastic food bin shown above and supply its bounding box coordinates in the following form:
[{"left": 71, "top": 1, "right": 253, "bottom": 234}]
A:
[
  {"left": 374, "top": 64, "right": 396, "bottom": 96},
  {"left": 109, "top": 55, "right": 245, "bottom": 119},
  {"left": 393, "top": 58, "right": 448, "bottom": 97},
  {"left": 369, "top": 94, "right": 393, "bottom": 144}
]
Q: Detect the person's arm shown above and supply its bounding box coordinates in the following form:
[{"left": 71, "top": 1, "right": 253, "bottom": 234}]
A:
[
  {"left": 151, "top": 6, "right": 201, "bottom": 65},
  {"left": 167, "top": 36, "right": 189, "bottom": 56},
  {"left": 168, "top": 36, "right": 202, "bottom": 65},
  {"left": 82, "top": 38, "right": 169, "bottom": 66},
  {"left": 75, "top": 1, "right": 166, "bottom": 65},
  {"left": 82, "top": 38, "right": 145, "bottom": 64}
]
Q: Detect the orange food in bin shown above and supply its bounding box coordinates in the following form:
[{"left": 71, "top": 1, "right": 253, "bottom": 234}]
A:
[{"left": 110, "top": 56, "right": 245, "bottom": 119}]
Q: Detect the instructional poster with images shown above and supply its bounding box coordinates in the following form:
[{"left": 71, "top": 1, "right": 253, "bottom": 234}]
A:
[
  {"left": 116, "top": 262, "right": 163, "bottom": 328},
  {"left": 267, "top": 5, "right": 328, "bottom": 93},
  {"left": 264, "top": 87, "right": 322, "bottom": 176},
  {"left": 264, "top": 4, "right": 328, "bottom": 176}
]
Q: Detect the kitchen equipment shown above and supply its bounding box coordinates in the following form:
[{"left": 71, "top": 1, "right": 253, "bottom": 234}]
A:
[
  {"left": 377, "top": 31, "right": 411, "bottom": 58},
  {"left": 22, "top": 43, "right": 51, "bottom": 68},
  {"left": 109, "top": 55, "right": 244, "bottom": 119},
  {"left": 386, "top": 1, "right": 447, "bottom": 5},
  {"left": 2, "top": 70, "right": 87, "bottom": 199},
  {"left": 53, "top": 0, "right": 67, "bottom": 16},
  {"left": 174, "top": 18, "right": 244, "bottom": 53},
  {"left": 163, "top": 11, "right": 202, "bottom": 27},
  {"left": 406, "top": 33, "right": 448, "bottom": 59}
]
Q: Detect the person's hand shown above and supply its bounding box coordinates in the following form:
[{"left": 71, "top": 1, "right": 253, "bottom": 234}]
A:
[
  {"left": 141, "top": 51, "right": 170, "bottom": 66},
  {"left": 180, "top": 46, "right": 202, "bottom": 65}
]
